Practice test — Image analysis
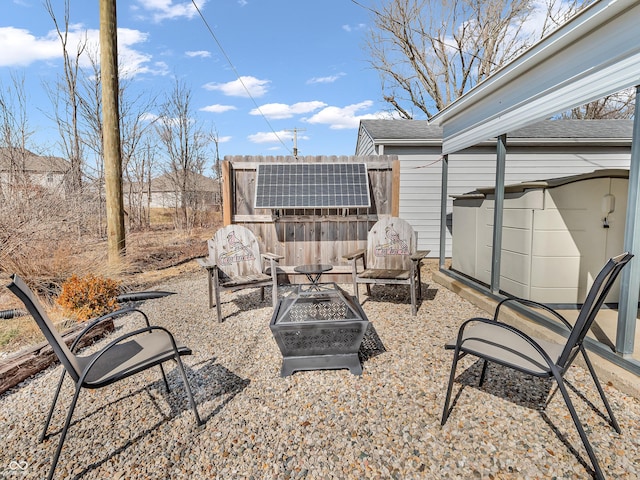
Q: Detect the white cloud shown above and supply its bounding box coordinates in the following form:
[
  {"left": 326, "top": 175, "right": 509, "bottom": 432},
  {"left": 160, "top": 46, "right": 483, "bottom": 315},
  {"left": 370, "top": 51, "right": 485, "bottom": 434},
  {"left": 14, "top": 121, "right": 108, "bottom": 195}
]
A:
[
  {"left": 217, "top": 135, "right": 232, "bottom": 143},
  {"left": 200, "top": 104, "right": 237, "bottom": 113},
  {"left": 307, "top": 73, "right": 345, "bottom": 85},
  {"left": 304, "top": 101, "right": 387, "bottom": 129},
  {"left": 248, "top": 129, "right": 309, "bottom": 145},
  {"left": 250, "top": 101, "right": 327, "bottom": 120},
  {"left": 203, "top": 76, "right": 270, "bottom": 98},
  {"left": 135, "top": 0, "right": 208, "bottom": 22},
  {"left": 140, "top": 112, "right": 159, "bottom": 122},
  {"left": 342, "top": 23, "right": 366, "bottom": 33},
  {"left": 186, "top": 50, "right": 211, "bottom": 58},
  {"left": 0, "top": 26, "right": 60, "bottom": 67},
  {"left": 0, "top": 25, "right": 160, "bottom": 78}
]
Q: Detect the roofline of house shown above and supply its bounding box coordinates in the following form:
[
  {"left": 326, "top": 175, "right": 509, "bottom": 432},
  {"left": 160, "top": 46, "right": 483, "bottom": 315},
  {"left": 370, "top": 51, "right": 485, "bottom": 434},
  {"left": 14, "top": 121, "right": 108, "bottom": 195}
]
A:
[{"left": 365, "top": 136, "right": 633, "bottom": 148}]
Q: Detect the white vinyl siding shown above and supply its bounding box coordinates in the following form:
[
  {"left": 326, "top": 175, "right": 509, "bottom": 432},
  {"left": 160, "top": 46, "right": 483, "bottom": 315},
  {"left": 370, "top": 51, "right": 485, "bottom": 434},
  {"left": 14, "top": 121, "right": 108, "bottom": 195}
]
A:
[{"left": 382, "top": 145, "right": 630, "bottom": 257}]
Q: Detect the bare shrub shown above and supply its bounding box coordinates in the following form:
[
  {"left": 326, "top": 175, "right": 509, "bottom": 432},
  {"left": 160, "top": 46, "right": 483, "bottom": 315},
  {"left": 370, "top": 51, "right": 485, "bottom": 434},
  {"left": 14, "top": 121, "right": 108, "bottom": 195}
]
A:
[{"left": 0, "top": 186, "right": 129, "bottom": 296}]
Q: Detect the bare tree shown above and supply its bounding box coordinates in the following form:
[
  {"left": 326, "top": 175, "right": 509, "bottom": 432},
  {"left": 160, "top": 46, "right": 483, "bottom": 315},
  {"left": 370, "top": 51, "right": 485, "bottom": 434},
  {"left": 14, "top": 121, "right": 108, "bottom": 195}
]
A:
[
  {"left": 125, "top": 137, "right": 157, "bottom": 229},
  {"left": 0, "top": 73, "right": 76, "bottom": 281},
  {"left": 211, "top": 128, "right": 223, "bottom": 215},
  {"left": 78, "top": 47, "right": 159, "bottom": 232},
  {"left": 561, "top": 90, "right": 636, "bottom": 119},
  {"left": 363, "top": 0, "right": 588, "bottom": 118},
  {"left": 156, "top": 78, "right": 210, "bottom": 230},
  {"left": 0, "top": 72, "right": 33, "bottom": 198},
  {"left": 44, "top": 0, "right": 85, "bottom": 193}
]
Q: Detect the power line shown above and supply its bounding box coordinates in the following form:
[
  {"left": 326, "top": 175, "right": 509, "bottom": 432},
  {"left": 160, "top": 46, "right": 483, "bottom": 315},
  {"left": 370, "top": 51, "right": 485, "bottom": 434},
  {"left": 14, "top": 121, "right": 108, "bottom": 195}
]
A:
[{"left": 189, "top": 0, "right": 292, "bottom": 154}]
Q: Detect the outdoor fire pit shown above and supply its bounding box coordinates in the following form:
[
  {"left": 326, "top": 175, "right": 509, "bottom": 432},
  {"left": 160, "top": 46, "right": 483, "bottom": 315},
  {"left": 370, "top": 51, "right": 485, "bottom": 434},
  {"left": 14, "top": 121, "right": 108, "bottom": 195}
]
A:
[{"left": 269, "top": 283, "right": 370, "bottom": 376}]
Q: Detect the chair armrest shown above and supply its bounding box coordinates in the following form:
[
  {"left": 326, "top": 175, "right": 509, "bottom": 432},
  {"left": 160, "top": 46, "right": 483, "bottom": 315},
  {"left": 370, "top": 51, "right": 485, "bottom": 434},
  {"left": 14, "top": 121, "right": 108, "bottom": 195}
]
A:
[
  {"left": 343, "top": 248, "right": 366, "bottom": 261},
  {"left": 261, "top": 252, "right": 284, "bottom": 261},
  {"left": 494, "top": 297, "right": 571, "bottom": 328},
  {"left": 262, "top": 252, "right": 282, "bottom": 279},
  {"left": 197, "top": 257, "right": 216, "bottom": 269},
  {"left": 411, "top": 250, "right": 430, "bottom": 261},
  {"left": 69, "top": 306, "right": 150, "bottom": 352}
]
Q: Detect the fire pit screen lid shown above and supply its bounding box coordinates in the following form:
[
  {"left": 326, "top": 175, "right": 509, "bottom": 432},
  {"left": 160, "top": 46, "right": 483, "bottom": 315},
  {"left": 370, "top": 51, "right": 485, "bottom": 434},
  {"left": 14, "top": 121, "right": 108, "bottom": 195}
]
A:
[{"left": 273, "top": 283, "right": 365, "bottom": 324}]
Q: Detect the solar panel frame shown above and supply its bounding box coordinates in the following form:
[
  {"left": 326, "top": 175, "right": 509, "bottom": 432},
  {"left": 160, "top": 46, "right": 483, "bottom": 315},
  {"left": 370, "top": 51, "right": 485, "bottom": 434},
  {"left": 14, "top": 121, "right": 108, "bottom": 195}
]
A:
[{"left": 254, "top": 163, "right": 371, "bottom": 209}]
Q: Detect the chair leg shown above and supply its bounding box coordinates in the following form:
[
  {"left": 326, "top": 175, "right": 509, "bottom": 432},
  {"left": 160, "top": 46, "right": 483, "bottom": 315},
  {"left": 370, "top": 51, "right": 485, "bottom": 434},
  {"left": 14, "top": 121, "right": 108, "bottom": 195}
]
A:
[
  {"left": 479, "top": 360, "right": 489, "bottom": 387},
  {"left": 441, "top": 349, "right": 461, "bottom": 425},
  {"left": 213, "top": 273, "right": 223, "bottom": 323},
  {"left": 207, "top": 270, "right": 214, "bottom": 309},
  {"left": 351, "top": 267, "right": 359, "bottom": 301},
  {"left": 47, "top": 383, "right": 83, "bottom": 480},
  {"left": 410, "top": 278, "right": 417, "bottom": 316},
  {"left": 174, "top": 356, "right": 202, "bottom": 426},
  {"left": 580, "top": 347, "right": 621, "bottom": 433},
  {"left": 553, "top": 370, "right": 605, "bottom": 480},
  {"left": 40, "top": 369, "right": 67, "bottom": 442},
  {"left": 259, "top": 286, "right": 265, "bottom": 302},
  {"left": 159, "top": 364, "right": 170, "bottom": 392}
]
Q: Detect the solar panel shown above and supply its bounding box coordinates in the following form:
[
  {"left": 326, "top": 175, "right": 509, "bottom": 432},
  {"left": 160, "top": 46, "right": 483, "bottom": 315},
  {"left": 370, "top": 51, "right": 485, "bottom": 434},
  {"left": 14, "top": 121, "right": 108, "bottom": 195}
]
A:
[{"left": 254, "top": 163, "right": 371, "bottom": 209}]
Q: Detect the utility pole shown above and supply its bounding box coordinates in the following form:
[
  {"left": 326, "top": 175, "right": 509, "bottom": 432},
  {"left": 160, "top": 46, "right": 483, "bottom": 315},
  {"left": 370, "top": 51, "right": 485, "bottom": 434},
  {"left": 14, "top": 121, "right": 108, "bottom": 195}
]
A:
[
  {"left": 286, "top": 127, "right": 306, "bottom": 157},
  {"left": 100, "top": 0, "right": 126, "bottom": 263}
]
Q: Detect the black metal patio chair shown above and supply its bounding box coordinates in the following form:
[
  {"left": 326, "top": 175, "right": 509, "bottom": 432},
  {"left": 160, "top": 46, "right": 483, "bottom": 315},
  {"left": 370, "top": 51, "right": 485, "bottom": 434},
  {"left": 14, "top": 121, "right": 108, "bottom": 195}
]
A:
[
  {"left": 441, "top": 252, "right": 633, "bottom": 480},
  {"left": 6, "top": 274, "right": 202, "bottom": 480}
]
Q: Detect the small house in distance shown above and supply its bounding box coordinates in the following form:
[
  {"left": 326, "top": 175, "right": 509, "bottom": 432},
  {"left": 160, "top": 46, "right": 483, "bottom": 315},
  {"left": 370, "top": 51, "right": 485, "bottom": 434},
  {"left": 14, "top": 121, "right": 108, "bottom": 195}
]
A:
[
  {"left": 124, "top": 171, "right": 221, "bottom": 210},
  {"left": 148, "top": 171, "right": 220, "bottom": 209},
  {"left": 355, "top": 119, "right": 634, "bottom": 258},
  {"left": 0, "top": 147, "right": 70, "bottom": 194}
]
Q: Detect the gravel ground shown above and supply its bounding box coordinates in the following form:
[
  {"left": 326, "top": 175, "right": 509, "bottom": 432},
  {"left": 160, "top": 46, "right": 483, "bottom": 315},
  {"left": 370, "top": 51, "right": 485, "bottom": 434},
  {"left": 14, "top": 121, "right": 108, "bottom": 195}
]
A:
[{"left": 1, "top": 264, "right": 639, "bottom": 479}]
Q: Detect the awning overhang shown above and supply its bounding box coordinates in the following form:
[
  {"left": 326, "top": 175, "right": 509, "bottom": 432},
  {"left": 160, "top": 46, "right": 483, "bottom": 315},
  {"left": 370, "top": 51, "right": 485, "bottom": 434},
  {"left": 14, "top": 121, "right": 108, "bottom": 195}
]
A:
[{"left": 430, "top": 0, "right": 640, "bottom": 154}]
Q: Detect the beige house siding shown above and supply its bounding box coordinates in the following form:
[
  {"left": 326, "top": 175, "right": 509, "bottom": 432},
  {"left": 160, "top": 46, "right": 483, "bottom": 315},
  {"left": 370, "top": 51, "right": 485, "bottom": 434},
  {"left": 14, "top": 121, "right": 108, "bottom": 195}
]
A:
[
  {"left": 124, "top": 171, "right": 220, "bottom": 209},
  {"left": 0, "top": 148, "right": 69, "bottom": 193}
]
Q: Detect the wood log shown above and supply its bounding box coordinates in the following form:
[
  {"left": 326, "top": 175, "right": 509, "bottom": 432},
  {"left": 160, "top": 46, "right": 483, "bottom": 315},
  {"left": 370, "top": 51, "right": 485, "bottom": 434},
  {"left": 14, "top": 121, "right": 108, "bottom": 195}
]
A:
[{"left": 0, "top": 320, "right": 114, "bottom": 395}]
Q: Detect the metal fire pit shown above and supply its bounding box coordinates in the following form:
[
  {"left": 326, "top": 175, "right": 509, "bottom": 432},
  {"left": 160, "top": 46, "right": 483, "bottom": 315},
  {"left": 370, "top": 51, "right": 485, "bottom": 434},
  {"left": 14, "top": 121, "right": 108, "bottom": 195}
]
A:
[{"left": 269, "top": 283, "right": 370, "bottom": 376}]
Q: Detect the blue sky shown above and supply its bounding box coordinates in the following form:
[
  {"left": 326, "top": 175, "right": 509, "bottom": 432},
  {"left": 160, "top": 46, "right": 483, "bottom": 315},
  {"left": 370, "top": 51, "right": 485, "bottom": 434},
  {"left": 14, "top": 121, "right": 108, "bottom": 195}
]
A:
[{"left": 1, "top": 0, "right": 392, "bottom": 165}]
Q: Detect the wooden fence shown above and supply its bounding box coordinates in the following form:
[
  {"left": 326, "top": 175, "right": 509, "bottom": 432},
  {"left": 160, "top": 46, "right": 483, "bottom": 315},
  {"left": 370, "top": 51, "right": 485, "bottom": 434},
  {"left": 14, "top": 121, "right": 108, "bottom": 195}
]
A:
[{"left": 221, "top": 155, "right": 399, "bottom": 282}]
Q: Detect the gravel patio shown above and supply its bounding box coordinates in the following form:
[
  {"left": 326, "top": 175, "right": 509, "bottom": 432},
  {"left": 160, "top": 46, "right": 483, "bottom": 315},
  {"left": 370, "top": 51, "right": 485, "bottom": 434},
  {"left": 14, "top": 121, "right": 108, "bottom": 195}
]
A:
[{"left": 1, "top": 263, "right": 639, "bottom": 479}]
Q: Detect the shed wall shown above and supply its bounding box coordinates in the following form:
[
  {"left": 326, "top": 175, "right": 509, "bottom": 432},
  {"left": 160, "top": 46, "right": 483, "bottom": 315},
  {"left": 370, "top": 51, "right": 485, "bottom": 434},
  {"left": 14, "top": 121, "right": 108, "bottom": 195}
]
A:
[
  {"left": 453, "top": 174, "right": 628, "bottom": 303},
  {"left": 379, "top": 144, "right": 631, "bottom": 258}
]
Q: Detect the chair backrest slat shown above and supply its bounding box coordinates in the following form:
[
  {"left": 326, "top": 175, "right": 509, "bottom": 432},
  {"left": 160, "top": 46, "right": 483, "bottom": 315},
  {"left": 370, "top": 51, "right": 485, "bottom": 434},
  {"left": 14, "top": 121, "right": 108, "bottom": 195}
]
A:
[
  {"left": 558, "top": 252, "right": 633, "bottom": 367},
  {"left": 366, "top": 217, "right": 417, "bottom": 271},
  {"left": 208, "top": 225, "right": 263, "bottom": 279},
  {"left": 7, "top": 275, "right": 82, "bottom": 381}
]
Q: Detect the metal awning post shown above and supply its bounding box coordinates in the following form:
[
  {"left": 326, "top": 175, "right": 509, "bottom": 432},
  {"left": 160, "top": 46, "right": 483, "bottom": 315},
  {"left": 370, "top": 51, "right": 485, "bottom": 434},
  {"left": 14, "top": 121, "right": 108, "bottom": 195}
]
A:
[
  {"left": 439, "top": 154, "right": 449, "bottom": 269},
  {"left": 617, "top": 85, "right": 640, "bottom": 356},
  {"left": 490, "top": 134, "right": 507, "bottom": 294}
]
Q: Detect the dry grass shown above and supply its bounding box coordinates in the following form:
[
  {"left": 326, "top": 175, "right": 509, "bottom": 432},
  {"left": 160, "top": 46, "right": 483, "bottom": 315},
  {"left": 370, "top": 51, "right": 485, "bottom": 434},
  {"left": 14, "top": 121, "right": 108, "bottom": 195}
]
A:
[{"left": 0, "top": 209, "right": 219, "bottom": 356}]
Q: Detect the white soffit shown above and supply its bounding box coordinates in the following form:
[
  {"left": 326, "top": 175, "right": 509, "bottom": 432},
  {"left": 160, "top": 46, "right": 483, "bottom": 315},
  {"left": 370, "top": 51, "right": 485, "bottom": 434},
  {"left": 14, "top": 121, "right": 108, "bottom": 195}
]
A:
[{"left": 430, "top": 0, "right": 640, "bottom": 155}]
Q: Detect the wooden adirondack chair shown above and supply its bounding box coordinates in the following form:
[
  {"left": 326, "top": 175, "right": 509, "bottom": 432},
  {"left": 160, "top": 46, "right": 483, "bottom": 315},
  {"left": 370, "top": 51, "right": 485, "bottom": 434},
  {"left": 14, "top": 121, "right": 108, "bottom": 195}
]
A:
[
  {"left": 343, "top": 217, "right": 429, "bottom": 316},
  {"left": 198, "top": 225, "right": 282, "bottom": 322}
]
